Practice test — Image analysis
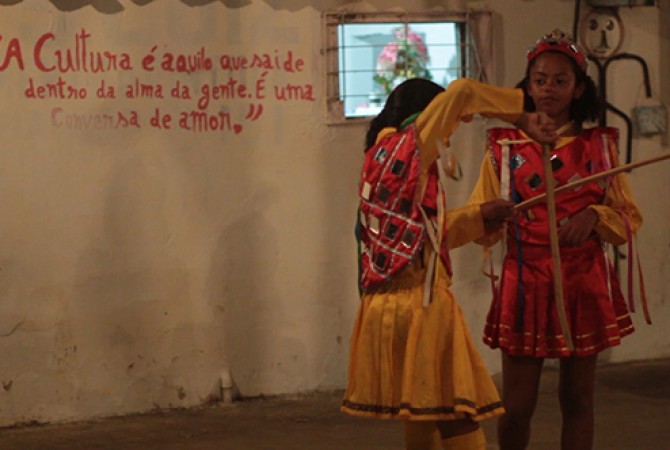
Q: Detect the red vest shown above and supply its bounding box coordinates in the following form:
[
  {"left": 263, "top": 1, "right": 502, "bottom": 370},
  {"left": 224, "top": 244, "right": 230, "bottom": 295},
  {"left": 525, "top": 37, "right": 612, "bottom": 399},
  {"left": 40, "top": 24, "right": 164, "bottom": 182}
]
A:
[
  {"left": 357, "top": 123, "right": 449, "bottom": 291},
  {"left": 488, "top": 127, "right": 617, "bottom": 245}
]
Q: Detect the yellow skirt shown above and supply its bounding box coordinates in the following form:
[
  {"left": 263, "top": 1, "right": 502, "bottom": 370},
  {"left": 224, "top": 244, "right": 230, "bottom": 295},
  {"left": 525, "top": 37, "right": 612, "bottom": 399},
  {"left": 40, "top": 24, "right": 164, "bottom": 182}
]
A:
[{"left": 342, "top": 253, "right": 504, "bottom": 422}]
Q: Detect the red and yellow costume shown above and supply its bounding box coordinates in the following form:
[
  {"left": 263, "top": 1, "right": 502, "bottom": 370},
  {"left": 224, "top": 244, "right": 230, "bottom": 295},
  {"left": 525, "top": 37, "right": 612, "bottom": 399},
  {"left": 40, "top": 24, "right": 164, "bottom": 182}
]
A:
[
  {"left": 469, "top": 126, "right": 643, "bottom": 358},
  {"left": 342, "top": 79, "right": 526, "bottom": 423}
]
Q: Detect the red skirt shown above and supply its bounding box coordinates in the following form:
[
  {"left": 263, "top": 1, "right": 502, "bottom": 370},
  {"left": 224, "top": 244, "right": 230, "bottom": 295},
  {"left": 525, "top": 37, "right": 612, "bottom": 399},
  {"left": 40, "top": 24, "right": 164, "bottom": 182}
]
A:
[{"left": 484, "top": 239, "right": 634, "bottom": 358}]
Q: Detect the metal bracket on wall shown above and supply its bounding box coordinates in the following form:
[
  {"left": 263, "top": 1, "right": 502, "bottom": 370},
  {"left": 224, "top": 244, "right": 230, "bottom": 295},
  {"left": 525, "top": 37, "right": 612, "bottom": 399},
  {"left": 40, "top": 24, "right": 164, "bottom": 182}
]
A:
[{"left": 590, "top": 53, "right": 652, "bottom": 165}]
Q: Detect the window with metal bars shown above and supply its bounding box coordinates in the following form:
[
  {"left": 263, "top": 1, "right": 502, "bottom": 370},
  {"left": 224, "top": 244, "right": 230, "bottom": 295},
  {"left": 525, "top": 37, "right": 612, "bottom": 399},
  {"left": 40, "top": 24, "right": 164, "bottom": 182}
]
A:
[{"left": 323, "top": 11, "right": 490, "bottom": 122}]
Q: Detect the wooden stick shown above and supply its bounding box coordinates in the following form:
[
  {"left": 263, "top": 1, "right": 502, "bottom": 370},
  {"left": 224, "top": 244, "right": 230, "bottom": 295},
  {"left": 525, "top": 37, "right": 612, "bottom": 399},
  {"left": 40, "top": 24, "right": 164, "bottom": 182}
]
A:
[
  {"left": 515, "top": 152, "right": 670, "bottom": 211},
  {"left": 541, "top": 144, "right": 574, "bottom": 352}
]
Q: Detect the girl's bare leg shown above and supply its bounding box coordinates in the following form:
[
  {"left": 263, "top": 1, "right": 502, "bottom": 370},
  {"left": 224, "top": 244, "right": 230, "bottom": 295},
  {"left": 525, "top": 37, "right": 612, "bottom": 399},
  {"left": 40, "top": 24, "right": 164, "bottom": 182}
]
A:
[
  {"left": 498, "top": 353, "right": 544, "bottom": 450},
  {"left": 559, "top": 354, "right": 597, "bottom": 450}
]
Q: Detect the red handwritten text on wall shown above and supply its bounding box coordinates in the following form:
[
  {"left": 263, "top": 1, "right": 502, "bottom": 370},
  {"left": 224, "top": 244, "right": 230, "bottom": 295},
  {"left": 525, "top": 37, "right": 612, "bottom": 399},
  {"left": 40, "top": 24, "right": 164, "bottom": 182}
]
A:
[{"left": 0, "top": 28, "right": 316, "bottom": 134}]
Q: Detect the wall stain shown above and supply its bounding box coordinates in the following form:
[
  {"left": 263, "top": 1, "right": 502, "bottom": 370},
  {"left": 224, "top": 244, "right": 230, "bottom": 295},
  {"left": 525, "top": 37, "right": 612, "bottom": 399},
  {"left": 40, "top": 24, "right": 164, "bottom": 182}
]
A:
[
  {"left": 177, "top": 386, "right": 186, "bottom": 400},
  {"left": 0, "top": 321, "right": 24, "bottom": 337}
]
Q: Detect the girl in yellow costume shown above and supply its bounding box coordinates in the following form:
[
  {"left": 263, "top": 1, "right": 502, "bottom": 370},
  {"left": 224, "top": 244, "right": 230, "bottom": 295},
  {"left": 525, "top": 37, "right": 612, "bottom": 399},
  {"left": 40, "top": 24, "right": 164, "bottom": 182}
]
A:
[{"left": 342, "top": 77, "right": 558, "bottom": 450}]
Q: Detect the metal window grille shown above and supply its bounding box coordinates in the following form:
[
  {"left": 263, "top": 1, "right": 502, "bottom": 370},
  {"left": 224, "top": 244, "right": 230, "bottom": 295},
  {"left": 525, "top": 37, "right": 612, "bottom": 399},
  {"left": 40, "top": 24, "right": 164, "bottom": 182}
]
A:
[{"left": 323, "top": 11, "right": 484, "bottom": 122}]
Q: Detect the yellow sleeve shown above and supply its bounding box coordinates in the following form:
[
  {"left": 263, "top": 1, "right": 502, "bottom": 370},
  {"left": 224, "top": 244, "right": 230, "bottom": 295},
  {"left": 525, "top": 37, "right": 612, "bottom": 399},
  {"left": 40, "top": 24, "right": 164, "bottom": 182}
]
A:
[
  {"left": 590, "top": 138, "right": 642, "bottom": 245},
  {"left": 375, "top": 126, "right": 397, "bottom": 143},
  {"left": 445, "top": 204, "right": 486, "bottom": 250},
  {"left": 466, "top": 152, "right": 504, "bottom": 247},
  {"left": 414, "top": 78, "right": 524, "bottom": 172},
  {"left": 467, "top": 151, "right": 500, "bottom": 203}
]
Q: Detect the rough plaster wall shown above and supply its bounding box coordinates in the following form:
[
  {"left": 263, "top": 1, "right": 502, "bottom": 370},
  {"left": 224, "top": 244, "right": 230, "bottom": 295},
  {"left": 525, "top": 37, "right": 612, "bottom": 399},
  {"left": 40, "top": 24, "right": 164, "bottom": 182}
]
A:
[
  {"left": 0, "top": 0, "right": 667, "bottom": 426},
  {"left": 0, "top": 0, "right": 358, "bottom": 426}
]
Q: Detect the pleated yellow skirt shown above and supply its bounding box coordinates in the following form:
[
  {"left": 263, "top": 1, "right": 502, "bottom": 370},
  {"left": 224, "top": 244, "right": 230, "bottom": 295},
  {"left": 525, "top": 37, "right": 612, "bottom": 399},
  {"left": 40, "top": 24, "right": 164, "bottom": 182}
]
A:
[{"left": 342, "top": 252, "right": 504, "bottom": 422}]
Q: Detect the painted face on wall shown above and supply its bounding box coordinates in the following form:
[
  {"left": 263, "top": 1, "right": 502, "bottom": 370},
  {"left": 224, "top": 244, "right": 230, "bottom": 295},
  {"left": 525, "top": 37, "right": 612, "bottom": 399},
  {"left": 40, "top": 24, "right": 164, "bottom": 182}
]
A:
[{"left": 579, "top": 8, "right": 624, "bottom": 59}]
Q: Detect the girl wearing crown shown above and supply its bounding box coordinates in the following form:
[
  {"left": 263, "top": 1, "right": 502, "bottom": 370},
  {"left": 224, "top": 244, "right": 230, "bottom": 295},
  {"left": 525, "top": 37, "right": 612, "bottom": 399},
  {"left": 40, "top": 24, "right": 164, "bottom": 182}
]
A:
[{"left": 467, "top": 30, "right": 644, "bottom": 450}]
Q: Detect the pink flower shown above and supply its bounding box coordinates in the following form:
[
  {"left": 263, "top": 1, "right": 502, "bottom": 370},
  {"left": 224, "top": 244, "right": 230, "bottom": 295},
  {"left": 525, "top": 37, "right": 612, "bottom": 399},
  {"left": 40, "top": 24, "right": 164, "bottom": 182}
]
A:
[
  {"left": 393, "top": 28, "right": 429, "bottom": 59},
  {"left": 378, "top": 42, "right": 399, "bottom": 63},
  {"left": 406, "top": 32, "right": 428, "bottom": 57},
  {"left": 374, "top": 26, "right": 432, "bottom": 93}
]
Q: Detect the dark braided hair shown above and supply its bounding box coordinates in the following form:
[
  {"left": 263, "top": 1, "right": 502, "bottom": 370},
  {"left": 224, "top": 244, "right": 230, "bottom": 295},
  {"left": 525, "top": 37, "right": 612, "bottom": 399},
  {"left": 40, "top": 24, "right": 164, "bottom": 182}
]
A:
[
  {"left": 516, "top": 51, "right": 602, "bottom": 125},
  {"left": 365, "top": 78, "right": 445, "bottom": 151}
]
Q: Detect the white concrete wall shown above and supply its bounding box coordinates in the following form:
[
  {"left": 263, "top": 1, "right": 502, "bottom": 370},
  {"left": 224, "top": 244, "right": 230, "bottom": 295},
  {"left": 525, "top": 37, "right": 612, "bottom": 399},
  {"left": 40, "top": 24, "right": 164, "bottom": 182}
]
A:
[{"left": 0, "top": 0, "right": 666, "bottom": 426}]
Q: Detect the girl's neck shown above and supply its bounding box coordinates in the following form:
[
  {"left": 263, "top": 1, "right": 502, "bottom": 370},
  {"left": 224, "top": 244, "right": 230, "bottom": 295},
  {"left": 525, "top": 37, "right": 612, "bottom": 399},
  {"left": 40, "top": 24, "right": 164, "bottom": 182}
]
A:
[
  {"left": 556, "top": 120, "right": 579, "bottom": 137},
  {"left": 543, "top": 110, "right": 577, "bottom": 135}
]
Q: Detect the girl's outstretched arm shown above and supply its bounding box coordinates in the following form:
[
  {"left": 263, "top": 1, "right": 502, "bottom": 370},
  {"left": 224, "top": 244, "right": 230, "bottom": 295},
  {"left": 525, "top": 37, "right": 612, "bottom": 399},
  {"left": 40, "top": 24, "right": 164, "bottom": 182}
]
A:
[{"left": 414, "top": 78, "right": 556, "bottom": 171}]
